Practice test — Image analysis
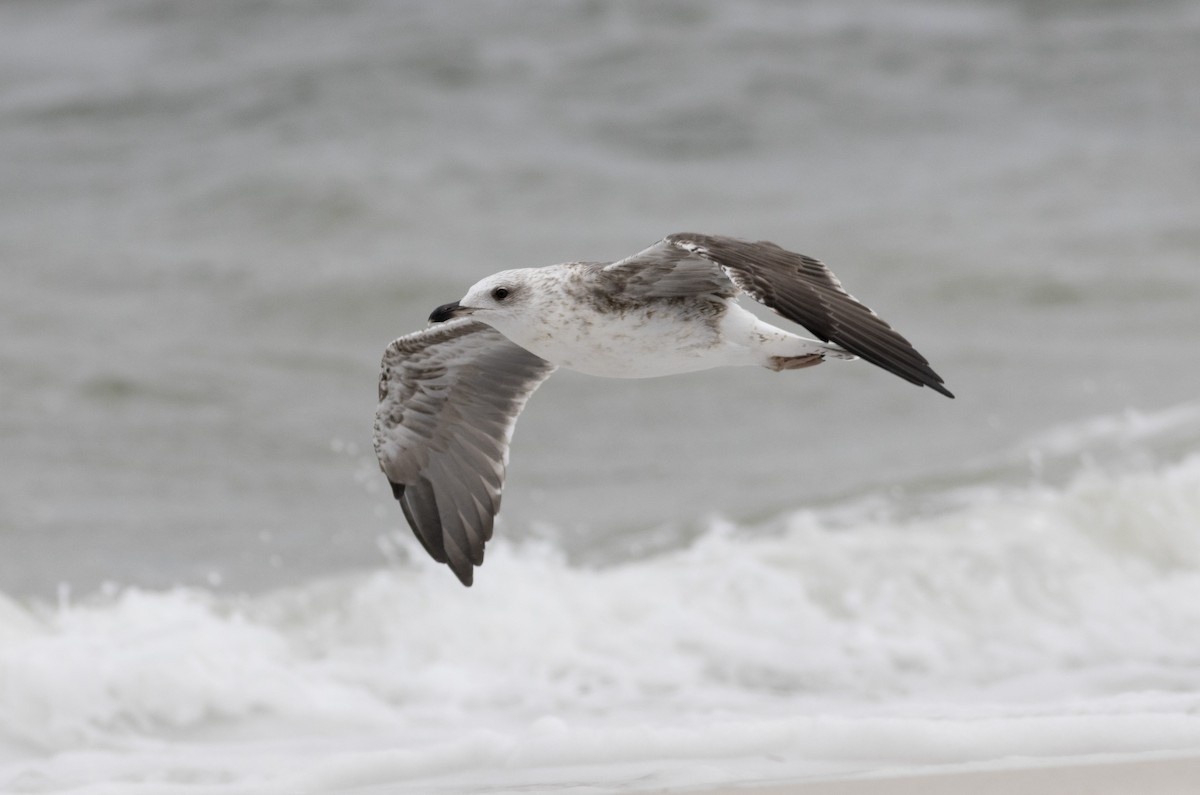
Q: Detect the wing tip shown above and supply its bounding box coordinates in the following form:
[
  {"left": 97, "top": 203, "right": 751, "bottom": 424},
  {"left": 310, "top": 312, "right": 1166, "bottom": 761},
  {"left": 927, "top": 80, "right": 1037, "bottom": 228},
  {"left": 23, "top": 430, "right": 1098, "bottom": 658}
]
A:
[
  {"left": 451, "top": 564, "right": 475, "bottom": 587},
  {"left": 389, "top": 479, "right": 479, "bottom": 587},
  {"left": 905, "top": 367, "right": 954, "bottom": 398},
  {"left": 930, "top": 382, "right": 955, "bottom": 399}
]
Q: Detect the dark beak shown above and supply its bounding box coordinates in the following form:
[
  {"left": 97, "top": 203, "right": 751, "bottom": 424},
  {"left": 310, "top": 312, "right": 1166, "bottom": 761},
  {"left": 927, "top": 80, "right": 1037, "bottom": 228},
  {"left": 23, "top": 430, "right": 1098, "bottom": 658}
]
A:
[{"left": 429, "top": 301, "right": 464, "bottom": 323}]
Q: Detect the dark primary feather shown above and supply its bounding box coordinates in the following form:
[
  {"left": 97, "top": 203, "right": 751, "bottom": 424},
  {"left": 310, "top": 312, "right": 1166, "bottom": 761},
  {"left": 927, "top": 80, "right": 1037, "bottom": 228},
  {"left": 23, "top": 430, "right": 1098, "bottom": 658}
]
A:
[
  {"left": 373, "top": 319, "right": 556, "bottom": 585},
  {"left": 611, "top": 233, "right": 954, "bottom": 398}
]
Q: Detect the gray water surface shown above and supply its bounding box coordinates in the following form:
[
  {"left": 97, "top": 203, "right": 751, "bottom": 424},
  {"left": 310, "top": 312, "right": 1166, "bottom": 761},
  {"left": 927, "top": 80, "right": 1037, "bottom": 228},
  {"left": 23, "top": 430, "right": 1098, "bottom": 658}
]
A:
[{"left": 3, "top": 0, "right": 1198, "bottom": 595}]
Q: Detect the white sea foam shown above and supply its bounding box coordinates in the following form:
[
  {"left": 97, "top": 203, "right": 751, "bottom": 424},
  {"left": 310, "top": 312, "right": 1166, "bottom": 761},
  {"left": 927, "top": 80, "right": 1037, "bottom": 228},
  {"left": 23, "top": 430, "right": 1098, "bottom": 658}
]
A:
[{"left": 3, "top": 444, "right": 1200, "bottom": 792}]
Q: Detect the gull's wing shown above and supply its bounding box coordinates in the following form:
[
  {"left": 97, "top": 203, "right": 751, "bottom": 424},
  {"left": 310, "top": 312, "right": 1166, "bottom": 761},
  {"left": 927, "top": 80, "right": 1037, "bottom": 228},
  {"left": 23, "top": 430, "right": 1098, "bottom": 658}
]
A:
[
  {"left": 373, "top": 318, "right": 557, "bottom": 586},
  {"left": 606, "top": 234, "right": 953, "bottom": 397}
]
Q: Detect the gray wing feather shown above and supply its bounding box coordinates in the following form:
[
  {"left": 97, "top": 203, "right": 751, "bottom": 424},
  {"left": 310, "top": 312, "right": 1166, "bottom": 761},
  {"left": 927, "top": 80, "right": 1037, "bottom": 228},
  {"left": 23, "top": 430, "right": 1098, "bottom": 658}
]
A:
[
  {"left": 601, "top": 240, "right": 737, "bottom": 300},
  {"left": 613, "top": 234, "right": 953, "bottom": 397},
  {"left": 373, "top": 318, "right": 557, "bottom": 585}
]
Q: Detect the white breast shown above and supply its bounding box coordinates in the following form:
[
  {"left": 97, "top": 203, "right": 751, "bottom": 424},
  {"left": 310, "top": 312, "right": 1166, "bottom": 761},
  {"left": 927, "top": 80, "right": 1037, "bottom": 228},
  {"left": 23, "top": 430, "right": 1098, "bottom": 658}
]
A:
[{"left": 504, "top": 301, "right": 739, "bottom": 379}]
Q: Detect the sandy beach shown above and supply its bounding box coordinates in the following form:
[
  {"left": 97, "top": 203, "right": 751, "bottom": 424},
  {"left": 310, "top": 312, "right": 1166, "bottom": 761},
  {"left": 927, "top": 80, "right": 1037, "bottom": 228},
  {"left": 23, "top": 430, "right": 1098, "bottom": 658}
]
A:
[{"left": 694, "top": 754, "right": 1200, "bottom": 795}]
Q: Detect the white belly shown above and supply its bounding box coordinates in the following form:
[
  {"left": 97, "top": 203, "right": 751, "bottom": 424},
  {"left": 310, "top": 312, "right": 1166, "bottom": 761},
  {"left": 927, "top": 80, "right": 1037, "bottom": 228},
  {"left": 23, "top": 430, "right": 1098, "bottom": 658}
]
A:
[
  {"left": 498, "top": 301, "right": 831, "bottom": 379},
  {"left": 525, "top": 308, "right": 731, "bottom": 378}
]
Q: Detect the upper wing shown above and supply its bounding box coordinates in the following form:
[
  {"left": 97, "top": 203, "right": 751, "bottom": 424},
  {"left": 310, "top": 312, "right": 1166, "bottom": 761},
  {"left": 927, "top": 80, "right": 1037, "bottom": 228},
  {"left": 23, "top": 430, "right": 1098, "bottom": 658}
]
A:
[
  {"left": 373, "top": 318, "right": 557, "bottom": 586},
  {"left": 609, "top": 234, "right": 953, "bottom": 398},
  {"left": 600, "top": 237, "right": 738, "bottom": 301}
]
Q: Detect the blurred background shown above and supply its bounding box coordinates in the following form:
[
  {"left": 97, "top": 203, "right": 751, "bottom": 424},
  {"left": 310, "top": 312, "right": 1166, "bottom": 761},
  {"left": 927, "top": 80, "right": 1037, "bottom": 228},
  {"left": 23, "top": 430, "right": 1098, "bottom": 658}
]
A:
[
  {"left": 2, "top": 2, "right": 1200, "bottom": 790},
  {"left": 3, "top": 0, "right": 1197, "bottom": 596}
]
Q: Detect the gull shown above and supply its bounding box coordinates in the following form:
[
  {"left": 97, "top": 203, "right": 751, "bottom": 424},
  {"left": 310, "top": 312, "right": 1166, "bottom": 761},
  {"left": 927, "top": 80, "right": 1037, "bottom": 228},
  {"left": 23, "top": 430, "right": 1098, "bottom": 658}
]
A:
[{"left": 373, "top": 233, "right": 953, "bottom": 585}]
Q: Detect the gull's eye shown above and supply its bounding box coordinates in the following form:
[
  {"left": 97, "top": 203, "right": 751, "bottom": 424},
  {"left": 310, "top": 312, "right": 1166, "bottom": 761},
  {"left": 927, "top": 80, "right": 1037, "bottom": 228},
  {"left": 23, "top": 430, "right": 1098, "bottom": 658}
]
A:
[{"left": 491, "top": 287, "right": 510, "bottom": 301}]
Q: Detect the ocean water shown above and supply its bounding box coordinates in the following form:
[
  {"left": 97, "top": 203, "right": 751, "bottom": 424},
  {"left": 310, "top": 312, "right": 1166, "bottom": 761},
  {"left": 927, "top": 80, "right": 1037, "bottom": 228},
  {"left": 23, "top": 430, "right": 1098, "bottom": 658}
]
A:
[{"left": 3, "top": 0, "right": 1200, "bottom": 791}]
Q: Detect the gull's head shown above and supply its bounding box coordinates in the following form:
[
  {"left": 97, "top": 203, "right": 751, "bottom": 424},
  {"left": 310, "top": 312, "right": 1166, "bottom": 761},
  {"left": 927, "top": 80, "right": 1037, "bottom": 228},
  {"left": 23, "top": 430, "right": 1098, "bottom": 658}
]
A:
[{"left": 429, "top": 269, "right": 536, "bottom": 331}]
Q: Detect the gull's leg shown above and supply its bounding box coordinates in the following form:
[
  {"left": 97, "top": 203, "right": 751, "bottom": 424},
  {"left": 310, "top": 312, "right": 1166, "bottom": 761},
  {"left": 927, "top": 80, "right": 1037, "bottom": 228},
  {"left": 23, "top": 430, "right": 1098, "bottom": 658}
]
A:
[{"left": 767, "top": 353, "right": 824, "bottom": 372}]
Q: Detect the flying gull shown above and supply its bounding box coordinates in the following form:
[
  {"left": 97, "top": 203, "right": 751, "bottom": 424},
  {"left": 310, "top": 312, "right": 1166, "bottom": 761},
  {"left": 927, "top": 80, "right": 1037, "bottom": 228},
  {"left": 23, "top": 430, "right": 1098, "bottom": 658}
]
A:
[{"left": 374, "top": 233, "right": 953, "bottom": 585}]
